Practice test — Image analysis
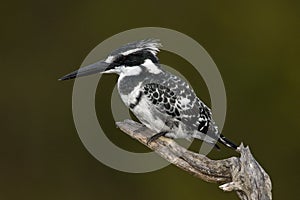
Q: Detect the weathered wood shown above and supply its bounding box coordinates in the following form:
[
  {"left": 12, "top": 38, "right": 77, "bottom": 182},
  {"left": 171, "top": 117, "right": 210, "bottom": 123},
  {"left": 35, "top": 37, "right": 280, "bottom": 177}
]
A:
[{"left": 116, "top": 119, "right": 272, "bottom": 200}]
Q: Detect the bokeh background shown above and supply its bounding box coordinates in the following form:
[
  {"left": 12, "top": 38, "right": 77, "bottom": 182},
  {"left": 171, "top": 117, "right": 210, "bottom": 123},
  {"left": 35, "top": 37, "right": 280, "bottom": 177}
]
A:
[{"left": 1, "top": 0, "right": 299, "bottom": 199}]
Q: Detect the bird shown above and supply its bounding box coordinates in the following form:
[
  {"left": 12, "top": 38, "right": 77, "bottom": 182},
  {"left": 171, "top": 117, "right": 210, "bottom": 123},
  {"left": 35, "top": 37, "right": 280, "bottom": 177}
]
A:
[{"left": 59, "top": 39, "right": 237, "bottom": 150}]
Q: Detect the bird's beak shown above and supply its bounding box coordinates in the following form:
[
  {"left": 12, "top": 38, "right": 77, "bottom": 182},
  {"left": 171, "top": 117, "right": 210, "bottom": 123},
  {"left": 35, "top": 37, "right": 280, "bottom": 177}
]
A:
[{"left": 59, "top": 60, "right": 109, "bottom": 81}]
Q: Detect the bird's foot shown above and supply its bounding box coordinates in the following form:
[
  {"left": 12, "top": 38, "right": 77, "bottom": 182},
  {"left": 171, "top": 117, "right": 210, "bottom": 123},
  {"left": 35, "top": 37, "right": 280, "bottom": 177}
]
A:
[{"left": 147, "top": 131, "right": 168, "bottom": 145}]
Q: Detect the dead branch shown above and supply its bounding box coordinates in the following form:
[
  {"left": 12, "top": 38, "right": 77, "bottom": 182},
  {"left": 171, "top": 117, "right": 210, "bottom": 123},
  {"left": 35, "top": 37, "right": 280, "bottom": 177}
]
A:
[{"left": 116, "top": 119, "right": 272, "bottom": 200}]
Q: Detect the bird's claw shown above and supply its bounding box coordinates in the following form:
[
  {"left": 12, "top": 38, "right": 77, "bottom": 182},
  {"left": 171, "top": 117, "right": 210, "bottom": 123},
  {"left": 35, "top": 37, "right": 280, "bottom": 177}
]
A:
[{"left": 146, "top": 131, "right": 168, "bottom": 145}]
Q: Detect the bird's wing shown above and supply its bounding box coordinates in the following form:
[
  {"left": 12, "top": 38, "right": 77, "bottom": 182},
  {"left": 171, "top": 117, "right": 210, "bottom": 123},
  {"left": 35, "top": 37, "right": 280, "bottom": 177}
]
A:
[{"left": 142, "top": 72, "right": 216, "bottom": 136}]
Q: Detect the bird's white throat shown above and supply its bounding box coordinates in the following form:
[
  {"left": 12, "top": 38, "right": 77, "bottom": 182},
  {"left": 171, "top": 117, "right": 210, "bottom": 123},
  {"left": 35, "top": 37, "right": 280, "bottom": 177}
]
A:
[{"left": 120, "top": 65, "right": 143, "bottom": 76}]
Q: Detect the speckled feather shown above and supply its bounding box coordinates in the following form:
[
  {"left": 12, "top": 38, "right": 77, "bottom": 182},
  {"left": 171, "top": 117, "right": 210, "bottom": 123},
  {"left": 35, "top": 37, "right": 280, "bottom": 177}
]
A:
[{"left": 151, "top": 73, "right": 215, "bottom": 135}]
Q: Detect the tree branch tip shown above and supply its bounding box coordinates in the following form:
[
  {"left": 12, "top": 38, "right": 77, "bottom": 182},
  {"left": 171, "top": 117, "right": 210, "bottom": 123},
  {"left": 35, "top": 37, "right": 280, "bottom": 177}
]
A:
[{"left": 219, "top": 182, "right": 241, "bottom": 192}]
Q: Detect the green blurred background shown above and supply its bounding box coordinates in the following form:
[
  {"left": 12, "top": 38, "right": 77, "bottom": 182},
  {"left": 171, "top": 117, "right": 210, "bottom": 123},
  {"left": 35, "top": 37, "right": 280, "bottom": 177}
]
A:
[{"left": 1, "top": 0, "right": 299, "bottom": 199}]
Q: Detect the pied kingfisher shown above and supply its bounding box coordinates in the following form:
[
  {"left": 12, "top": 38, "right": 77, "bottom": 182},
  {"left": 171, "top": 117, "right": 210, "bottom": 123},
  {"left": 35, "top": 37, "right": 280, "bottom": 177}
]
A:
[{"left": 60, "top": 39, "right": 237, "bottom": 150}]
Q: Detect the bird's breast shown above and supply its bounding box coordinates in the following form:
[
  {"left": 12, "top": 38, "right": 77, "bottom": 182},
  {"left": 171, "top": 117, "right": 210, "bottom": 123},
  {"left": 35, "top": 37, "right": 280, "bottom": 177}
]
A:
[{"left": 129, "top": 96, "right": 167, "bottom": 133}]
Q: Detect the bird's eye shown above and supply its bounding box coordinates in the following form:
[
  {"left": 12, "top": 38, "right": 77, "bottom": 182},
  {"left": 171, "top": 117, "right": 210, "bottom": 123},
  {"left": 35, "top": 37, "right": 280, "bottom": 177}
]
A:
[{"left": 115, "top": 55, "right": 126, "bottom": 64}]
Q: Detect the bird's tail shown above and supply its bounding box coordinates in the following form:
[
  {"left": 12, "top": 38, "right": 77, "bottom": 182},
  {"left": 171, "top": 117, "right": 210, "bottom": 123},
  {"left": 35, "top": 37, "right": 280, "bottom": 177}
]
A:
[{"left": 218, "top": 134, "right": 238, "bottom": 150}]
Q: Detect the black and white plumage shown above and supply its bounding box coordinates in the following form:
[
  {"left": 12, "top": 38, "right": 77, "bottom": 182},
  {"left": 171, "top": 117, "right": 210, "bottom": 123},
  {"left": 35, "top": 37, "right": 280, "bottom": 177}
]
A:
[{"left": 60, "top": 39, "right": 237, "bottom": 150}]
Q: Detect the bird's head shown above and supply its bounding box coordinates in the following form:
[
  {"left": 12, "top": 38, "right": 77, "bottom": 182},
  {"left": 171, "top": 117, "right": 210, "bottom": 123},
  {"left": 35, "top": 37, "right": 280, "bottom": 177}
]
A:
[{"left": 59, "top": 39, "right": 162, "bottom": 81}]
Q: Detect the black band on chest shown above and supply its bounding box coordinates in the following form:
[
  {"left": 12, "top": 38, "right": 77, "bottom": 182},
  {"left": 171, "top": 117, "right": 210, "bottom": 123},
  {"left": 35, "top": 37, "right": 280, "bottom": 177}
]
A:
[{"left": 129, "top": 91, "right": 143, "bottom": 109}]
